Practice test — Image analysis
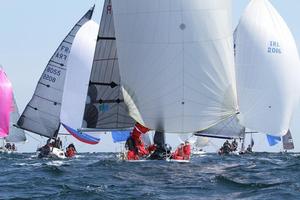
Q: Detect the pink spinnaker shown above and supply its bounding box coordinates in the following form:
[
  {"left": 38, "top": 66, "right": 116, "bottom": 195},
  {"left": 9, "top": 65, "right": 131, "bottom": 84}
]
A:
[{"left": 0, "top": 68, "right": 12, "bottom": 138}]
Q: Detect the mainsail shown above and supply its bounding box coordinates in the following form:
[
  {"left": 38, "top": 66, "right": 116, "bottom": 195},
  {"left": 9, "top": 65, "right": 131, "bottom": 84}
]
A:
[
  {"left": 195, "top": 115, "right": 245, "bottom": 139},
  {"left": 6, "top": 96, "right": 26, "bottom": 143},
  {"left": 82, "top": 0, "right": 135, "bottom": 131},
  {"left": 17, "top": 7, "right": 94, "bottom": 138},
  {"left": 112, "top": 0, "right": 238, "bottom": 133},
  {"left": 0, "top": 68, "right": 12, "bottom": 138},
  {"left": 282, "top": 130, "right": 294, "bottom": 150},
  {"left": 234, "top": 0, "right": 300, "bottom": 136}
]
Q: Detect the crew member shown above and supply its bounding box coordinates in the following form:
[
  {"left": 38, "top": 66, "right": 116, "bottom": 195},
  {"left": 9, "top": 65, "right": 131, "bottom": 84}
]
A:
[
  {"left": 183, "top": 141, "right": 191, "bottom": 160},
  {"left": 172, "top": 143, "right": 185, "bottom": 160}
]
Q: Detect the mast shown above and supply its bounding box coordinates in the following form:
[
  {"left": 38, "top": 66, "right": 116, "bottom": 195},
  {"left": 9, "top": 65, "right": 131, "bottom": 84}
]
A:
[
  {"left": 17, "top": 7, "right": 94, "bottom": 139},
  {"left": 82, "top": 0, "right": 135, "bottom": 131}
]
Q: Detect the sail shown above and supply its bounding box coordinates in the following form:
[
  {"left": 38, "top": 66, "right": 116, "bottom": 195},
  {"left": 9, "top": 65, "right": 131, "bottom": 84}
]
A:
[
  {"left": 195, "top": 115, "right": 245, "bottom": 139},
  {"left": 112, "top": 0, "right": 238, "bottom": 133},
  {"left": 6, "top": 96, "right": 26, "bottom": 143},
  {"left": 194, "top": 137, "right": 209, "bottom": 149},
  {"left": 82, "top": 0, "right": 135, "bottom": 130},
  {"left": 60, "top": 20, "right": 99, "bottom": 129},
  {"left": 17, "top": 7, "right": 94, "bottom": 138},
  {"left": 0, "top": 68, "right": 13, "bottom": 138},
  {"left": 234, "top": 0, "right": 300, "bottom": 136},
  {"left": 266, "top": 134, "right": 281, "bottom": 146},
  {"left": 282, "top": 130, "right": 294, "bottom": 150},
  {"left": 62, "top": 123, "right": 100, "bottom": 145}
]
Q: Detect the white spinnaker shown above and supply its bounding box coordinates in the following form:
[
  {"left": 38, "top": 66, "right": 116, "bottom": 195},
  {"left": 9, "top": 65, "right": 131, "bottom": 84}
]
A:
[
  {"left": 60, "top": 21, "right": 99, "bottom": 129},
  {"left": 113, "top": 0, "right": 238, "bottom": 133},
  {"left": 235, "top": 0, "right": 300, "bottom": 136}
]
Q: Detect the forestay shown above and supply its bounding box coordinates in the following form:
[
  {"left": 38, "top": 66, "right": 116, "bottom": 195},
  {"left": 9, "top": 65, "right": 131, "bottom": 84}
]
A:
[
  {"left": 112, "top": 0, "right": 238, "bottom": 133},
  {"left": 17, "top": 7, "right": 94, "bottom": 138},
  {"left": 82, "top": 0, "right": 135, "bottom": 130},
  {"left": 234, "top": 0, "right": 300, "bottom": 136},
  {"left": 6, "top": 96, "right": 26, "bottom": 143}
]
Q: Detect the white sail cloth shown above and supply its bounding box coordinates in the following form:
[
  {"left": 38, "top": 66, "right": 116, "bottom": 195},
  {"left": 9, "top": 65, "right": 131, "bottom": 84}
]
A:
[
  {"left": 112, "top": 0, "right": 238, "bottom": 133},
  {"left": 61, "top": 20, "right": 99, "bottom": 129},
  {"left": 235, "top": 0, "right": 300, "bottom": 136},
  {"left": 6, "top": 97, "right": 26, "bottom": 143}
]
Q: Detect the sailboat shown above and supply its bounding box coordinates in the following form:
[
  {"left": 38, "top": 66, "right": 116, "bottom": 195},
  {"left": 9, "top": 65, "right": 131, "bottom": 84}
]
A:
[
  {"left": 266, "top": 130, "right": 294, "bottom": 152},
  {"left": 17, "top": 7, "right": 95, "bottom": 159},
  {"left": 282, "top": 130, "right": 294, "bottom": 152},
  {"left": 193, "top": 0, "right": 300, "bottom": 150},
  {"left": 191, "top": 137, "right": 209, "bottom": 155},
  {"left": 0, "top": 68, "right": 26, "bottom": 153}
]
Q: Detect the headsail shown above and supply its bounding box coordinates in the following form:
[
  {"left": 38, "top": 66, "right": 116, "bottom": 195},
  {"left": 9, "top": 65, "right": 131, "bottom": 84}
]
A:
[
  {"left": 17, "top": 7, "right": 94, "bottom": 138},
  {"left": 0, "top": 68, "right": 12, "bottom": 138},
  {"left": 6, "top": 96, "right": 26, "bottom": 143},
  {"left": 112, "top": 0, "right": 238, "bottom": 133},
  {"left": 60, "top": 20, "right": 99, "bottom": 129},
  {"left": 82, "top": 0, "right": 135, "bottom": 130},
  {"left": 282, "top": 130, "right": 294, "bottom": 150},
  {"left": 234, "top": 0, "right": 300, "bottom": 136}
]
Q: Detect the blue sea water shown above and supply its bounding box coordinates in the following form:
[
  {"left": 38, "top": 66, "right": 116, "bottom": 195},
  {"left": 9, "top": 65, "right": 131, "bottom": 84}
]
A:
[{"left": 1, "top": 152, "right": 300, "bottom": 200}]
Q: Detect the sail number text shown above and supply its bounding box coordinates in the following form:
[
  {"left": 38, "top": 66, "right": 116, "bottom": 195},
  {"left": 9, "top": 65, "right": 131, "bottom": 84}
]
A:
[
  {"left": 42, "top": 74, "right": 56, "bottom": 83},
  {"left": 42, "top": 67, "right": 61, "bottom": 83},
  {"left": 268, "top": 41, "right": 281, "bottom": 54},
  {"left": 55, "top": 45, "right": 70, "bottom": 60}
]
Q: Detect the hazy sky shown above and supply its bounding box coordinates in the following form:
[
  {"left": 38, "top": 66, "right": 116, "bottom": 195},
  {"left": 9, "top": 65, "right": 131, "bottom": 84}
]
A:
[{"left": 1, "top": 0, "right": 300, "bottom": 152}]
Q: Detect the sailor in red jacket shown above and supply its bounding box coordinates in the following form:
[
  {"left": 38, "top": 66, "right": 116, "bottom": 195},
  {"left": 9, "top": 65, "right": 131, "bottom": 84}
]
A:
[
  {"left": 127, "top": 122, "right": 150, "bottom": 160},
  {"left": 172, "top": 143, "right": 185, "bottom": 160},
  {"left": 183, "top": 141, "right": 191, "bottom": 160}
]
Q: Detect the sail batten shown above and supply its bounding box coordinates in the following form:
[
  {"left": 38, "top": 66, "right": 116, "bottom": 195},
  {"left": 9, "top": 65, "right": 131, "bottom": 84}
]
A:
[
  {"left": 17, "top": 7, "right": 94, "bottom": 138},
  {"left": 82, "top": 0, "right": 135, "bottom": 130}
]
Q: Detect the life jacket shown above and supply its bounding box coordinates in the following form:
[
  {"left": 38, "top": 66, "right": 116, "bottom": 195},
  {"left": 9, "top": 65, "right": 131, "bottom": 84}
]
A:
[
  {"left": 127, "top": 150, "right": 139, "bottom": 160},
  {"left": 66, "top": 147, "right": 76, "bottom": 158},
  {"left": 147, "top": 144, "right": 157, "bottom": 153},
  {"left": 172, "top": 146, "right": 184, "bottom": 160},
  {"left": 183, "top": 144, "right": 191, "bottom": 160}
]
